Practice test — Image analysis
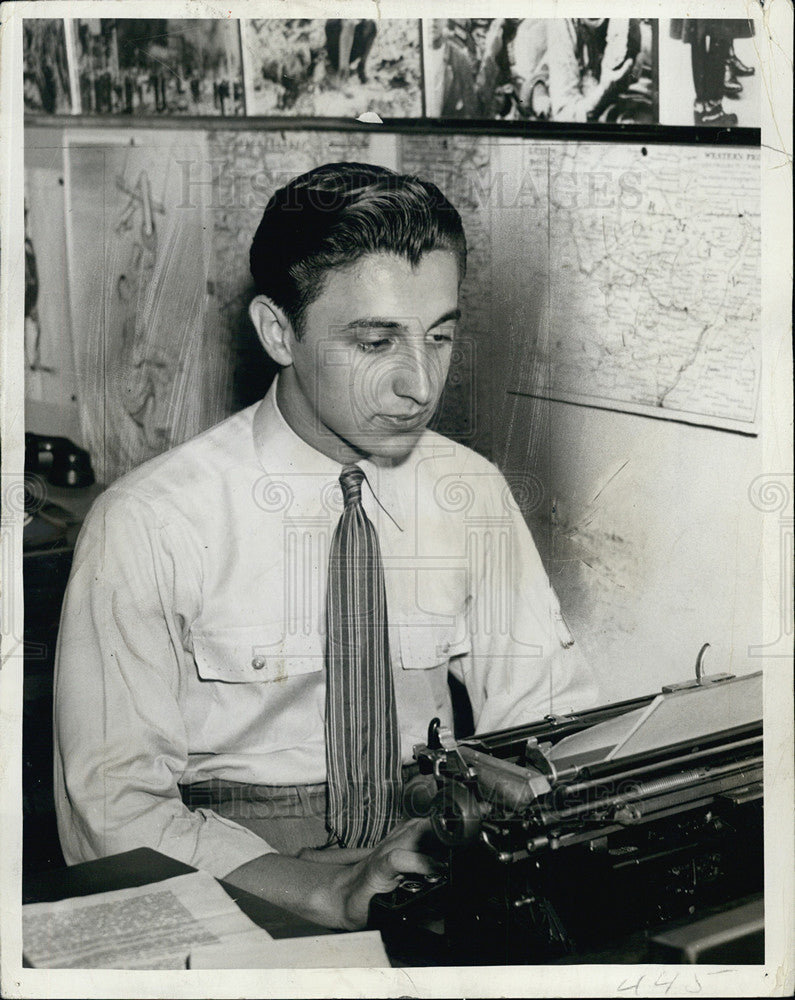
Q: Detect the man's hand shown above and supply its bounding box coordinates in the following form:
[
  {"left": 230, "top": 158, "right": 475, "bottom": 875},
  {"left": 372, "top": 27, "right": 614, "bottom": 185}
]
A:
[
  {"left": 301, "top": 817, "right": 443, "bottom": 929},
  {"left": 586, "top": 56, "right": 635, "bottom": 120},
  {"left": 224, "top": 817, "right": 444, "bottom": 931},
  {"left": 602, "top": 56, "right": 635, "bottom": 96}
]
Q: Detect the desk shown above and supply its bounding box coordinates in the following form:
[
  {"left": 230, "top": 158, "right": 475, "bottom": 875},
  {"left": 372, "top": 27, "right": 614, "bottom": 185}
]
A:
[
  {"left": 23, "top": 848, "right": 764, "bottom": 967},
  {"left": 22, "top": 848, "right": 448, "bottom": 967},
  {"left": 23, "top": 847, "right": 331, "bottom": 941}
]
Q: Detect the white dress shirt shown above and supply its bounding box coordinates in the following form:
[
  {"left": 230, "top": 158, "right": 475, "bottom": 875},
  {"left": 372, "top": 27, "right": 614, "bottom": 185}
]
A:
[{"left": 54, "top": 378, "right": 598, "bottom": 876}]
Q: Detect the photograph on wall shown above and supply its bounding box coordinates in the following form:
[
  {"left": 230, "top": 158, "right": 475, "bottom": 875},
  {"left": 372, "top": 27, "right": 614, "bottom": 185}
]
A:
[
  {"left": 659, "top": 18, "right": 760, "bottom": 126},
  {"left": 240, "top": 18, "right": 422, "bottom": 117},
  {"left": 23, "top": 18, "right": 72, "bottom": 114},
  {"left": 422, "top": 17, "right": 658, "bottom": 123},
  {"left": 23, "top": 177, "right": 77, "bottom": 416},
  {"left": 69, "top": 18, "right": 244, "bottom": 116}
]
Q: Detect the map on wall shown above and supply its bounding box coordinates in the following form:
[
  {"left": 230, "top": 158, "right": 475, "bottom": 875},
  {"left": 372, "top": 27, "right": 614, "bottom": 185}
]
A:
[
  {"left": 396, "top": 136, "right": 761, "bottom": 440},
  {"left": 207, "top": 129, "right": 380, "bottom": 410},
  {"left": 533, "top": 143, "right": 761, "bottom": 433},
  {"left": 400, "top": 133, "right": 495, "bottom": 453}
]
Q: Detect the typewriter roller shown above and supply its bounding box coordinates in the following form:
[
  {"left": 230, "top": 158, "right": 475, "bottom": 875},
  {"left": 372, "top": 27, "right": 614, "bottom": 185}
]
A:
[{"left": 370, "top": 667, "right": 763, "bottom": 965}]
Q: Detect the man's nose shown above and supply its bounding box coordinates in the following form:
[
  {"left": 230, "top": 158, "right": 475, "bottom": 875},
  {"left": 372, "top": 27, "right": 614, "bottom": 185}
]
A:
[{"left": 391, "top": 343, "right": 437, "bottom": 406}]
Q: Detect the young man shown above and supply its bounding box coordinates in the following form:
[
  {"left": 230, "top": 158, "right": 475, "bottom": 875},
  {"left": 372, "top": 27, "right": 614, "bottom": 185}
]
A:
[{"left": 54, "top": 162, "right": 597, "bottom": 930}]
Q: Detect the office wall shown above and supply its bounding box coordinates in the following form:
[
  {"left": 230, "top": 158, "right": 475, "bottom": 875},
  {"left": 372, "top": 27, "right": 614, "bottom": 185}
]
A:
[
  {"left": 24, "top": 123, "right": 764, "bottom": 703},
  {"left": 426, "top": 135, "right": 766, "bottom": 701},
  {"left": 493, "top": 386, "right": 764, "bottom": 702}
]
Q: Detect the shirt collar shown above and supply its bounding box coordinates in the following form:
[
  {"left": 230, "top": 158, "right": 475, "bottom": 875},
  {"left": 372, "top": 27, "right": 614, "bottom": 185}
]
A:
[
  {"left": 252, "top": 374, "right": 341, "bottom": 479},
  {"left": 252, "top": 374, "right": 406, "bottom": 528}
]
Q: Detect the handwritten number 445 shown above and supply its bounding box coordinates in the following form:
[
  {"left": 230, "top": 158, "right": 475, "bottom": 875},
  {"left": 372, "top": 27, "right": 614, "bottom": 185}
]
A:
[{"left": 617, "top": 973, "right": 702, "bottom": 995}]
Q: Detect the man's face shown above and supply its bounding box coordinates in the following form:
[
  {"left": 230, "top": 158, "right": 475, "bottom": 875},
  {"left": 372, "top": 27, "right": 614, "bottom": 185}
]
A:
[{"left": 279, "top": 250, "right": 461, "bottom": 464}]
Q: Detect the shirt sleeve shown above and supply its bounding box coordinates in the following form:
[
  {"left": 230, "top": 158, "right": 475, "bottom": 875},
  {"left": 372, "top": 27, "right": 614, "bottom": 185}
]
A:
[
  {"left": 53, "top": 489, "right": 274, "bottom": 878},
  {"left": 546, "top": 18, "right": 591, "bottom": 122},
  {"left": 450, "top": 467, "right": 600, "bottom": 734}
]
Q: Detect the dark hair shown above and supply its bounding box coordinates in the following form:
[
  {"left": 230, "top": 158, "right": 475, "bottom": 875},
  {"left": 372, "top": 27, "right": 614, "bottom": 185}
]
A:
[{"left": 249, "top": 162, "right": 467, "bottom": 335}]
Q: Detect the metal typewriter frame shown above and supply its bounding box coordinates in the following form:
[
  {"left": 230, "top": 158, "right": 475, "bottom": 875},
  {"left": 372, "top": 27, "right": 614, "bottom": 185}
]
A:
[{"left": 372, "top": 675, "right": 764, "bottom": 964}]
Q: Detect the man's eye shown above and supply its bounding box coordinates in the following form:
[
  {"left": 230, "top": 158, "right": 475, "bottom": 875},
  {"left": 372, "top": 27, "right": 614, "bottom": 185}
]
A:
[
  {"left": 431, "top": 331, "right": 454, "bottom": 345},
  {"left": 358, "top": 338, "right": 392, "bottom": 353}
]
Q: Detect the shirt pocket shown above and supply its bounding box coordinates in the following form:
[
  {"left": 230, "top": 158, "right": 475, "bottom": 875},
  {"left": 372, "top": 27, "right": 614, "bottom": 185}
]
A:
[
  {"left": 398, "top": 613, "right": 471, "bottom": 671},
  {"left": 191, "top": 623, "right": 324, "bottom": 684}
]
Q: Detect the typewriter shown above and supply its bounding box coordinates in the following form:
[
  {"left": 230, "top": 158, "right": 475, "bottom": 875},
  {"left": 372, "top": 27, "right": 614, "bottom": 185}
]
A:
[{"left": 370, "top": 661, "right": 763, "bottom": 965}]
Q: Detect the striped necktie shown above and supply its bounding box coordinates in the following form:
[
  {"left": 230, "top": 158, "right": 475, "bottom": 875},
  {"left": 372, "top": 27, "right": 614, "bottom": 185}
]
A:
[{"left": 325, "top": 465, "right": 402, "bottom": 848}]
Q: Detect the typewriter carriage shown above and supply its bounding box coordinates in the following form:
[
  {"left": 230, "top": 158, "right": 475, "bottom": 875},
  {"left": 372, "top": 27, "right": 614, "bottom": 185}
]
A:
[{"left": 373, "top": 668, "right": 764, "bottom": 964}]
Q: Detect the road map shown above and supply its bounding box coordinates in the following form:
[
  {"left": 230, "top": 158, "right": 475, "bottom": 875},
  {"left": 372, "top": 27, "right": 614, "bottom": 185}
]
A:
[
  {"left": 543, "top": 143, "right": 761, "bottom": 432},
  {"left": 401, "top": 136, "right": 761, "bottom": 434}
]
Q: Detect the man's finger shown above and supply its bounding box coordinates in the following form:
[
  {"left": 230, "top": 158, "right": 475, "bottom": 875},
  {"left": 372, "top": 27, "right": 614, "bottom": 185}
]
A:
[
  {"left": 298, "top": 817, "right": 431, "bottom": 865},
  {"left": 370, "top": 846, "right": 441, "bottom": 884},
  {"left": 380, "top": 816, "right": 431, "bottom": 845}
]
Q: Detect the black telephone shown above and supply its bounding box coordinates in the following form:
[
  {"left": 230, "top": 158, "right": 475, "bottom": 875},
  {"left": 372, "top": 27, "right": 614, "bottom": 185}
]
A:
[{"left": 25, "top": 433, "right": 95, "bottom": 488}]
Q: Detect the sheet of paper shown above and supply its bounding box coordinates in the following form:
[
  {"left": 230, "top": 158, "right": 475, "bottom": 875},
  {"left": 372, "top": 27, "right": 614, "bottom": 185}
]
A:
[
  {"left": 22, "top": 870, "right": 268, "bottom": 969},
  {"left": 609, "top": 671, "right": 762, "bottom": 760},
  {"left": 547, "top": 672, "right": 762, "bottom": 768},
  {"left": 546, "top": 703, "right": 651, "bottom": 766},
  {"left": 188, "top": 929, "right": 390, "bottom": 969}
]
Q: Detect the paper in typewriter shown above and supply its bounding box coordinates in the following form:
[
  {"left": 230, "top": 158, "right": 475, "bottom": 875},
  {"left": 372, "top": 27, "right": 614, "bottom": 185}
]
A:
[
  {"left": 548, "top": 672, "right": 762, "bottom": 767},
  {"left": 22, "top": 870, "right": 269, "bottom": 969}
]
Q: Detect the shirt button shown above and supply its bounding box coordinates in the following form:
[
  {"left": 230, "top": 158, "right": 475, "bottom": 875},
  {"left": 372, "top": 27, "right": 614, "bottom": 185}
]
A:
[
  {"left": 441, "top": 642, "right": 450, "bottom": 654},
  {"left": 251, "top": 656, "right": 266, "bottom": 671}
]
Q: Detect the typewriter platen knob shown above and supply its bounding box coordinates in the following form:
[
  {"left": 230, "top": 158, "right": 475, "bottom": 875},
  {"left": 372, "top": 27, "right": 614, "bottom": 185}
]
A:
[
  {"left": 402, "top": 774, "right": 438, "bottom": 817},
  {"left": 430, "top": 782, "right": 481, "bottom": 847}
]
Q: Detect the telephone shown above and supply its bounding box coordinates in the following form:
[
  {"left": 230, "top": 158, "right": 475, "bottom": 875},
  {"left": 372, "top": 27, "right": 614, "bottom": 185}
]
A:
[{"left": 25, "top": 433, "right": 95, "bottom": 488}]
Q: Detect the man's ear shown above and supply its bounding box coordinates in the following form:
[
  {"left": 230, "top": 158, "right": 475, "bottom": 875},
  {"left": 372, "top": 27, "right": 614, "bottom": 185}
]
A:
[{"left": 249, "top": 295, "right": 296, "bottom": 367}]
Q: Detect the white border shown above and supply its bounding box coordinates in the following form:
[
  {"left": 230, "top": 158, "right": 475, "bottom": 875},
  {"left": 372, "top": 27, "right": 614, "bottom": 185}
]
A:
[{"left": 1, "top": 2, "right": 792, "bottom": 997}]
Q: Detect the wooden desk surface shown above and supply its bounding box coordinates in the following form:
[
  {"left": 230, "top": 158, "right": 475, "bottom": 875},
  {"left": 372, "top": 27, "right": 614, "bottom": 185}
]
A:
[{"left": 23, "top": 847, "right": 331, "bottom": 941}]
